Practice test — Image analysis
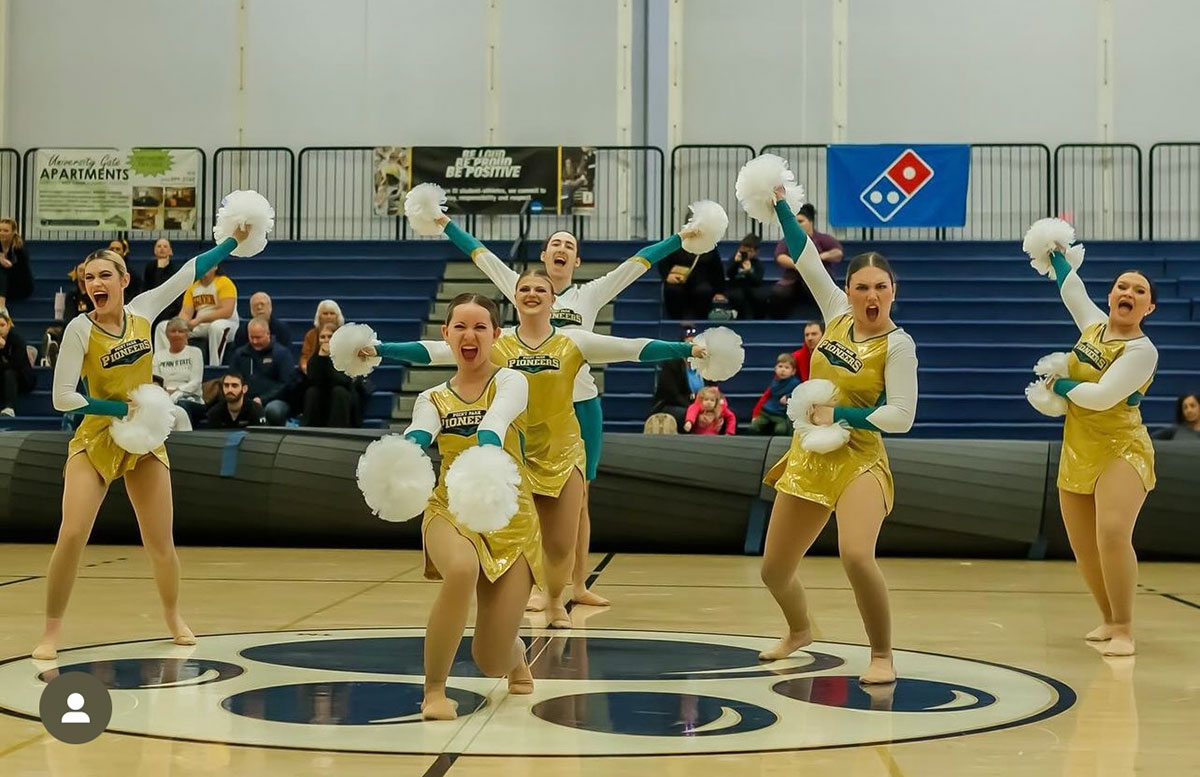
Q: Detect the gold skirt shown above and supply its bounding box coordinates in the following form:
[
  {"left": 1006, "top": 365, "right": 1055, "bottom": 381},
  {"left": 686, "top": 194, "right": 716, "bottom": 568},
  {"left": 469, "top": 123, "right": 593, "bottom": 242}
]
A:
[
  {"left": 421, "top": 491, "right": 546, "bottom": 589},
  {"left": 764, "top": 437, "right": 895, "bottom": 514},
  {"left": 1057, "top": 429, "right": 1156, "bottom": 495},
  {"left": 525, "top": 438, "right": 587, "bottom": 498},
  {"left": 66, "top": 416, "right": 169, "bottom": 484}
]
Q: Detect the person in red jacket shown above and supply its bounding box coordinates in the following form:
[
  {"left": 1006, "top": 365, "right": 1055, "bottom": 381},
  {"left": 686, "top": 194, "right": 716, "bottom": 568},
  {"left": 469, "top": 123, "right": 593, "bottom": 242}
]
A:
[
  {"left": 684, "top": 386, "right": 737, "bottom": 435},
  {"left": 751, "top": 320, "right": 825, "bottom": 419}
]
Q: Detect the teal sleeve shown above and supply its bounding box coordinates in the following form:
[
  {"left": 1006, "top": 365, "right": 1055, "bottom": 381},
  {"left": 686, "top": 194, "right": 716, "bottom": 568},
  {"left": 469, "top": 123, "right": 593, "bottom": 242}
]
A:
[
  {"left": 1053, "top": 378, "right": 1083, "bottom": 397},
  {"left": 477, "top": 430, "right": 503, "bottom": 447},
  {"left": 638, "top": 341, "right": 694, "bottom": 362},
  {"left": 833, "top": 406, "right": 880, "bottom": 432},
  {"left": 194, "top": 238, "right": 238, "bottom": 278},
  {"left": 636, "top": 234, "right": 683, "bottom": 265},
  {"left": 775, "top": 199, "right": 810, "bottom": 258},
  {"left": 1050, "top": 250, "right": 1072, "bottom": 289},
  {"left": 405, "top": 430, "right": 434, "bottom": 448},
  {"left": 83, "top": 397, "right": 129, "bottom": 418},
  {"left": 377, "top": 342, "right": 433, "bottom": 365},
  {"left": 444, "top": 221, "right": 485, "bottom": 258}
]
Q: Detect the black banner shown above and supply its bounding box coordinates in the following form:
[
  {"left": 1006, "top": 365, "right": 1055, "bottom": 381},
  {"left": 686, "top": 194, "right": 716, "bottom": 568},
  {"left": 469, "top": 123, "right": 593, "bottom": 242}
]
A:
[{"left": 375, "top": 146, "right": 595, "bottom": 216}]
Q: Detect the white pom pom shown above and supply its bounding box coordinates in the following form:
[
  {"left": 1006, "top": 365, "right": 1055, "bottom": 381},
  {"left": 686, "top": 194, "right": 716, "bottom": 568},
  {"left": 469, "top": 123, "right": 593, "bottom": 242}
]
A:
[
  {"left": 213, "top": 190, "right": 275, "bottom": 258},
  {"left": 330, "top": 323, "right": 382, "bottom": 378},
  {"left": 689, "top": 326, "right": 745, "bottom": 381},
  {"left": 404, "top": 183, "right": 448, "bottom": 236},
  {"left": 356, "top": 435, "right": 435, "bottom": 522},
  {"left": 109, "top": 384, "right": 176, "bottom": 454},
  {"left": 680, "top": 200, "right": 728, "bottom": 254},
  {"left": 1026, "top": 379, "right": 1068, "bottom": 417},
  {"left": 446, "top": 445, "right": 522, "bottom": 533},
  {"left": 787, "top": 379, "right": 851, "bottom": 453},
  {"left": 735, "top": 154, "right": 806, "bottom": 226},
  {"left": 1034, "top": 352, "right": 1071, "bottom": 380},
  {"left": 801, "top": 424, "right": 853, "bottom": 454},
  {"left": 1022, "top": 217, "right": 1077, "bottom": 278}
]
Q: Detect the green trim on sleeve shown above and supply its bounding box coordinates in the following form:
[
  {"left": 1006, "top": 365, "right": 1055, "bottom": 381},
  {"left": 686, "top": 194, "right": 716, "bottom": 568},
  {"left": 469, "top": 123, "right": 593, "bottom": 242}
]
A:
[
  {"left": 84, "top": 397, "right": 129, "bottom": 417},
  {"left": 377, "top": 342, "right": 432, "bottom": 365},
  {"left": 775, "top": 199, "right": 810, "bottom": 259},
  {"left": 194, "top": 238, "right": 238, "bottom": 278},
  {"left": 636, "top": 234, "right": 683, "bottom": 265},
  {"left": 444, "top": 221, "right": 485, "bottom": 257},
  {"left": 638, "top": 340, "right": 693, "bottom": 362},
  {"left": 477, "top": 430, "right": 503, "bottom": 447},
  {"left": 1050, "top": 250, "right": 1072, "bottom": 289},
  {"left": 833, "top": 406, "right": 880, "bottom": 431},
  {"left": 1053, "top": 378, "right": 1083, "bottom": 397},
  {"left": 405, "top": 430, "right": 434, "bottom": 448}
]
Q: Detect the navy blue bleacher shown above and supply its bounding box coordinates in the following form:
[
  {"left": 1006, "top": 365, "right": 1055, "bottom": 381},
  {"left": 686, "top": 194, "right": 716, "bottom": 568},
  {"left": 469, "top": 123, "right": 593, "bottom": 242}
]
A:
[{"left": 3, "top": 237, "right": 1197, "bottom": 439}]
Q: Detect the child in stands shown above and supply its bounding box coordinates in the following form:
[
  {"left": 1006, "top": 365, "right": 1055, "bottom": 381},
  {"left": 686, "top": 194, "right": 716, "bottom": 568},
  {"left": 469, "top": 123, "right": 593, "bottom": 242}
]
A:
[
  {"left": 684, "top": 386, "right": 737, "bottom": 435},
  {"left": 751, "top": 353, "right": 803, "bottom": 435}
]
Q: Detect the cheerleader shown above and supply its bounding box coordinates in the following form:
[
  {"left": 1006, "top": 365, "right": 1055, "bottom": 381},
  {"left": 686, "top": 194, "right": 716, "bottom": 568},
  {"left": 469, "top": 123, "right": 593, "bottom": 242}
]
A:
[
  {"left": 384, "top": 293, "right": 542, "bottom": 720},
  {"left": 35, "top": 225, "right": 251, "bottom": 660},
  {"left": 1042, "top": 245, "right": 1158, "bottom": 657},
  {"left": 760, "top": 187, "right": 917, "bottom": 684},
  {"left": 353, "top": 269, "right": 729, "bottom": 629},
  {"left": 447, "top": 219, "right": 696, "bottom": 608}
]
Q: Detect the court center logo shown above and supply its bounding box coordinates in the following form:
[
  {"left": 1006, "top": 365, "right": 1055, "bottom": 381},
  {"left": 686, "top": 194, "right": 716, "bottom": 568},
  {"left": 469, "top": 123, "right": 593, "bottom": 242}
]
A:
[
  {"left": 860, "top": 148, "right": 934, "bottom": 222},
  {"left": 0, "top": 629, "right": 1074, "bottom": 756}
]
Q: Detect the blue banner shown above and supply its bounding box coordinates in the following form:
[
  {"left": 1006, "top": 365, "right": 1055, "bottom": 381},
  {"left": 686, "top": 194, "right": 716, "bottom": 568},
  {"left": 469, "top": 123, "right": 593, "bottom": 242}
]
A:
[{"left": 827, "top": 144, "right": 969, "bottom": 228}]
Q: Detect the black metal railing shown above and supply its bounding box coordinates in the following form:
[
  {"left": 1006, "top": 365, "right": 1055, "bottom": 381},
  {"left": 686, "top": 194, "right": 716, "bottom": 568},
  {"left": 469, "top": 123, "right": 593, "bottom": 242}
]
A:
[
  {"left": 1054, "top": 143, "right": 1143, "bottom": 240},
  {"left": 213, "top": 147, "right": 296, "bottom": 240},
  {"left": 19, "top": 147, "right": 207, "bottom": 241},
  {"left": 670, "top": 144, "right": 757, "bottom": 240},
  {"left": 1149, "top": 143, "right": 1200, "bottom": 240},
  {"left": 0, "top": 149, "right": 19, "bottom": 225},
  {"left": 296, "top": 147, "right": 400, "bottom": 241}
]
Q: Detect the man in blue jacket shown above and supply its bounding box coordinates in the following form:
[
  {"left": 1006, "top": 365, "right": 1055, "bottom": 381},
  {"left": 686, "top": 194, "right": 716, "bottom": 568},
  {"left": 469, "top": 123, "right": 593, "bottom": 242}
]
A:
[{"left": 227, "top": 316, "right": 295, "bottom": 425}]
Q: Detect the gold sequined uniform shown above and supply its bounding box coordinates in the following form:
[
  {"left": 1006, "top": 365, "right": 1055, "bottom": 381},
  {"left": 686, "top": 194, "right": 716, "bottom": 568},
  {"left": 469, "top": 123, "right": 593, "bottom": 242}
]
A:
[
  {"left": 489, "top": 331, "right": 587, "bottom": 497},
  {"left": 765, "top": 313, "right": 895, "bottom": 512},
  {"left": 1058, "top": 323, "right": 1156, "bottom": 494},
  {"left": 421, "top": 379, "right": 545, "bottom": 587},
  {"left": 67, "top": 311, "right": 168, "bottom": 483}
]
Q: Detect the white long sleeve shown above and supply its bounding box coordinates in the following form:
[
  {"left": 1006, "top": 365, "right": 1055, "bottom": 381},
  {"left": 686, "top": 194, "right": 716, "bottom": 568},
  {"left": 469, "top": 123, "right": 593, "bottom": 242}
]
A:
[
  {"left": 865, "top": 330, "right": 919, "bottom": 434},
  {"left": 403, "top": 390, "right": 443, "bottom": 444},
  {"left": 560, "top": 328, "right": 652, "bottom": 365},
  {"left": 51, "top": 316, "right": 92, "bottom": 412},
  {"left": 472, "top": 249, "right": 520, "bottom": 305},
  {"left": 1058, "top": 272, "right": 1107, "bottom": 333},
  {"left": 576, "top": 257, "right": 651, "bottom": 309},
  {"left": 792, "top": 232, "right": 851, "bottom": 323},
  {"left": 1064, "top": 339, "right": 1158, "bottom": 411},
  {"left": 478, "top": 368, "right": 529, "bottom": 440},
  {"left": 128, "top": 257, "right": 198, "bottom": 322}
]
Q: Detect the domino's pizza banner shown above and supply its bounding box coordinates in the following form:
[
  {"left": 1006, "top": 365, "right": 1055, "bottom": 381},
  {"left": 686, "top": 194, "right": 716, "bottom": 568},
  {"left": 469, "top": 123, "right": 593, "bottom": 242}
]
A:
[{"left": 827, "top": 145, "right": 970, "bottom": 228}]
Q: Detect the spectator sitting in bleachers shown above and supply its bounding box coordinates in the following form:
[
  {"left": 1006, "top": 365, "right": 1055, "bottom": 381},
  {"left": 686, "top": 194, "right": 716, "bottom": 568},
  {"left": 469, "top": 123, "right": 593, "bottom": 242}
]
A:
[
  {"left": 649, "top": 324, "right": 705, "bottom": 431},
  {"left": 300, "top": 299, "right": 344, "bottom": 373},
  {"left": 659, "top": 243, "right": 725, "bottom": 320},
  {"left": 726, "top": 233, "right": 768, "bottom": 320},
  {"left": 142, "top": 238, "right": 182, "bottom": 327},
  {"left": 1153, "top": 393, "right": 1200, "bottom": 441},
  {"left": 206, "top": 371, "right": 265, "bottom": 429},
  {"left": 770, "top": 203, "right": 842, "bottom": 319},
  {"left": 152, "top": 317, "right": 206, "bottom": 426},
  {"left": 155, "top": 266, "right": 239, "bottom": 366},
  {"left": 0, "top": 218, "right": 33, "bottom": 309},
  {"left": 107, "top": 237, "right": 141, "bottom": 297},
  {"left": 65, "top": 261, "right": 94, "bottom": 318},
  {"left": 302, "top": 324, "right": 360, "bottom": 428},
  {"left": 228, "top": 317, "right": 295, "bottom": 426},
  {"left": 0, "top": 308, "right": 36, "bottom": 417},
  {"left": 684, "top": 386, "right": 736, "bottom": 435},
  {"left": 233, "top": 291, "right": 293, "bottom": 352},
  {"left": 750, "top": 353, "right": 802, "bottom": 436},
  {"left": 791, "top": 320, "right": 825, "bottom": 381}
]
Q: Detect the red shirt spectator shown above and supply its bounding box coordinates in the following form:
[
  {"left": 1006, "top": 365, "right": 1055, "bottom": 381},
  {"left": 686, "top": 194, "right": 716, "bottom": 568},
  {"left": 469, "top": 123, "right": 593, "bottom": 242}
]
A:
[{"left": 684, "top": 387, "right": 737, "bottom": 435}]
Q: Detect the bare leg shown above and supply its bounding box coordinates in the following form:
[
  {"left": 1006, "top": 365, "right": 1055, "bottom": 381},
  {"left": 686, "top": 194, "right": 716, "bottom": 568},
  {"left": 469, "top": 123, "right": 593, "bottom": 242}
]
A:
[
  {"left": 758, "top": 491, "right": 831, "bottom": 660},
  {"left": 1060, "top": 489, "right": 1115, "bottom": 640},
  {"left": 124, "top": 456, "right": 193, "bottom": 646},
  {"left": 571, "top": 481, "right": 609, "bottom": 606},
  {"left": 533, "top": 470, "right": 585, "bottom": 629},
  {"left": 1093, "top": 459, "right": 1146, "bottom": 656},
  {"left": 473, "top": 556, "right": 535, "bottom": 695},
  {"left": 34, "top": 454, "right": 109, "bottom": 660},
  {"left": 835, "top": 473, "right": 894, "bottom": 684},
  {"left": 421, "top": 517, "right": 481, "bottom": 720}
]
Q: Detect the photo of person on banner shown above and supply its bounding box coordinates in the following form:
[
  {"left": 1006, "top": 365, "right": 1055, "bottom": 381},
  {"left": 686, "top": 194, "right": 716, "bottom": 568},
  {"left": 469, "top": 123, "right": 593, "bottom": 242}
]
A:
[
  {"left": 374, "top": 146, "right": 412, "bottom": 217},
  {"left": 560, "top": 147, "right": 596, "bottom": 215}
]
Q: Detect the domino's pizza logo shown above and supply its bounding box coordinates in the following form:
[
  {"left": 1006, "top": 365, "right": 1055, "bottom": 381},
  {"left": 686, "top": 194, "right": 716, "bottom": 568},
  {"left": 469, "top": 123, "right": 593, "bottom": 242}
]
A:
[{"left": 859, "top": 149, "right": 934, "bottom": 222}]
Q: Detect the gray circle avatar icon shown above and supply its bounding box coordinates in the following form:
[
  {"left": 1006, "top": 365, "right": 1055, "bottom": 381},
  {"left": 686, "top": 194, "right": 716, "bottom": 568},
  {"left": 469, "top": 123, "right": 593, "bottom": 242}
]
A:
[{"left": 39, "top": 672, "right": 112, "bottom": 744}]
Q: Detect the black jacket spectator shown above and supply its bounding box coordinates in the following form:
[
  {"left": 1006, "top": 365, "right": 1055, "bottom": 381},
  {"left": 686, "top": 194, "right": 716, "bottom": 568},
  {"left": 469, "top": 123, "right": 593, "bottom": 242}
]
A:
[
  {"left": 207, "top": 399, "right": 265, "bottom": 429},
  {"left": 232, "top": 315, "right": 293, "bottom": 352},
  {"left": 303, "top": 353, "right": 361, "bottom": 427},
  {"left": 0, "top": 243, "right": 33, "bottom": 302},
  {"left": 658, "top": 246, "right": 726, "bottom": 319},
  {"left": 143, "top": 259, "right": 182, "bottom": 325},
  {"left": 228, "top": 341, "right": 296, "bottom": 405},
  {"left": 0, "top": 318, "right": 36, "bottom": 414},
  {"left": 725, "top": 235, "right": 768, "bottom": 320}
]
